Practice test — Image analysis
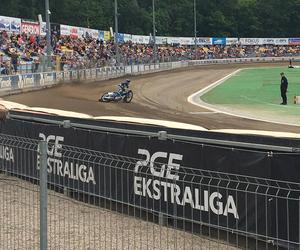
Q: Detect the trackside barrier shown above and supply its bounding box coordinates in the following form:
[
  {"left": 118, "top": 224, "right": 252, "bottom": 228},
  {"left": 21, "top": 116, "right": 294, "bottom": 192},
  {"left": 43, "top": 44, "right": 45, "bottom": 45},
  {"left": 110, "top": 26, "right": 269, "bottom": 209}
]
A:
[
  {"left": 188, "top": 56, "right": 300, "bottom": 66},
  {"left": 1, "top": 57, "right": 299, "bottom": 95},
  {"left": 1, "top": 113, "right": 300, "bottom": 249}
]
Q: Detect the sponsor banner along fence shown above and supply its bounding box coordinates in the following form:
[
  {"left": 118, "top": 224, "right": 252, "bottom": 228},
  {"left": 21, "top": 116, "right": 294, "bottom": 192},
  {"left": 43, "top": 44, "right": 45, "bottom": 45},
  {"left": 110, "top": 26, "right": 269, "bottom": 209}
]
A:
[{"left": 0, "top": 114, "right": 300, "bottom": 248}]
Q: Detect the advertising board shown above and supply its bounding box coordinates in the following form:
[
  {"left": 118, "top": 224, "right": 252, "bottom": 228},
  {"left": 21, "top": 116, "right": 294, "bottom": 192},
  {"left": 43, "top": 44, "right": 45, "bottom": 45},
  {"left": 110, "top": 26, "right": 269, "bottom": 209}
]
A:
[
  {"left": 21, "top": 21, "right": 40, "bottom": 35},
  {"left": 274, "top": 38, "right": 289, "bottom": 45},
  {"left": 116, "top": 33, "right": 125, "bottom": 43},
  {"left": 0, "top": 16, "right": 21, "bottom": 33},
  {"left": 196, "top": 37, "right": 212, "bottom": 45},
  {"left": 212, "top": 38, "right": 226, "bottom": 45},
  {"left": 60, "top": 24, "right": 78, "bottom": 38},
  {"left": 239, "top": 38, "right": 262, "bottom": 45},
  {"left": 226, "top": 38, "right": 238, "bottom": 45},
  {"left": 104, "top": 31, "right": 111, "bottom": 41},
  {"left": 289, "top": 38, "right": 300, "bottom": 45},
  {"left": 123, "top": 33, "right": 132, "bottom": 42},
  {"left": 179, "top": 37, "right": 194, "bottom": 45},
  {"left": 0, "top": 115, "right": 299, "bottom": 249}
]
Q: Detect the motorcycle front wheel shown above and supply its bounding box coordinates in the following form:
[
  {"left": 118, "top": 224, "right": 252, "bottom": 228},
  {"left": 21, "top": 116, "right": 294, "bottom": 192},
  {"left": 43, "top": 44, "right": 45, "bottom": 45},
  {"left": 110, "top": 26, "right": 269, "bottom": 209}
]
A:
[{"left": 123, "top": 90, "right": 133, "bottom": 103}]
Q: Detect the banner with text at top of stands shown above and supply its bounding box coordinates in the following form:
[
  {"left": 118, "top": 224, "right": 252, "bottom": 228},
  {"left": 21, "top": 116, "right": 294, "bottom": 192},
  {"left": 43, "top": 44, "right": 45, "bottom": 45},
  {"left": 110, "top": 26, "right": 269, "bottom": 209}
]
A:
[
  {"left": 69, "top": 26, "right": 78, "bottom": 38},
  {"left": 226, "top": 38, "right": 238, "bottom": 45},
  {"left": 141, "top": 35, "right": 150, "bottom": 44},
  {"left": 60, "top": 24, "right": 78, "bottom": 38},
  {"left": 0, "top": 16, "right": 21, "bottom": 33},
  {"left": 10, "top": 18, "right": 21, "bottom": 33},
  {"left": 79, "top": 27, "right": 99, "bottom": 39},
  {"left": 21, "top": 20, "right": 40, "bottom": 35},
  {"left": 130, "top": 35, "right": 139, "bottom": 43},
  {"left": 179, "top": 37, "right": 194, "bottom": 45},
  {"left": 98, "top": 31, "right": 104, "bottom": 40},
  {"left": 40, "top": 22, "right": 46, "bottom": 36},
  {"left": 212, "top": 38, "right": 226, "bottom": 45},
  {"left": 288, "top": 38, "right": 300, "bottom": 45},
  {"left": 77, "top": 27, "right": 85, "bottom": 38},
  {"left": 0, "top": 16, "right": 11, "bottom": 31},
  {"left": 261, "top": 38, "right": 276, "bottom": 45},
  {"left": 167, "top": 37, "right": 181, "bottom": 44},
  {"left": 104, "top": 31, "right": 111, "bottom": 41},
  {"left": 239, "top": 38, "right": 262, "bottom": 45},
  {"left": 240, "top": 38, "right": 289, "bottom": 45},
  {"left": 260, "top": 38, "right": 288, "bottom": 45},
  {"left": 116, "top": 33, "right": 125, "bottom": 43},
  {"left": 123, "top": 33, "right": 132, "bottom": 42},
  {"left": 156, "top": 36, "right": 168, "bottom": 45},
  {"left": 196, "top": 37, "right": 212, "bottom": 45},
  {"left": 60, "top": 24, "right": 70, "bottom": 36},
  {"left": 41, "top": 23, "right": 60, "bottom": 37},
  {"left": 131, "top": 35, "right": 150, "bottom": 44},
  {"left": 274, "top": 38, "right": 289, "bottom": 45},
  {"left": 88, "top": 28, "right": 99, "bottom": 39}
]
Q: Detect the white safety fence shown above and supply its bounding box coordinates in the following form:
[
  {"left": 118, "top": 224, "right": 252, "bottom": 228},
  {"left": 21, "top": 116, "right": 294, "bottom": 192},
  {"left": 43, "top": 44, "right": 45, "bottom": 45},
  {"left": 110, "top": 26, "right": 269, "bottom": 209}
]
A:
[{"left": 0, "top": 57, "right": 299, "bottom": 96}]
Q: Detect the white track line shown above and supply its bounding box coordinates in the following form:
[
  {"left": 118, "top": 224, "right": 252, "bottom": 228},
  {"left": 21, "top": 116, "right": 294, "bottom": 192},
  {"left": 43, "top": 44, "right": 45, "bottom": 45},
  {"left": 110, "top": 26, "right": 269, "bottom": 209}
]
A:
[
  {"left": 188, "top": 111, "right": 219, "bottom": 115},
  {"left": 187, "top": 69, "right": 300, "bottom": 127}
]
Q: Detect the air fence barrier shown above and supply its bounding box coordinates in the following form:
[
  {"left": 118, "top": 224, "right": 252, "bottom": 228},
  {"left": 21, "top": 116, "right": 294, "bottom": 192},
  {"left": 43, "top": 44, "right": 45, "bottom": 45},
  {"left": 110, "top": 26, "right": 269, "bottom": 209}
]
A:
[
  {"left": 1, "top": 56, "right": 300, "bottom": 96},
  {"left": 0, "top": 112, "right": 300, "bottom": 249}
]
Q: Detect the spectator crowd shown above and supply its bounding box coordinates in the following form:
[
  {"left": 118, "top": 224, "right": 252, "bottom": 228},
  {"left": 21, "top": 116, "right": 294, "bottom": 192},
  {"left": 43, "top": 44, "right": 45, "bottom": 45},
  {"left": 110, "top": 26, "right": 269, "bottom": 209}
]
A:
[{"left": 1, "top": 30, "right": 300, "bottom": 75}]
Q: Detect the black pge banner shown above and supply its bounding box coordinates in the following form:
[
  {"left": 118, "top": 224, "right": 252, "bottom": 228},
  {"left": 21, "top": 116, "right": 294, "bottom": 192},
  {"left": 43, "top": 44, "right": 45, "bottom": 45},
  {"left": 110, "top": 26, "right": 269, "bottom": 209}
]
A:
[{"left": 0, "top": 115, "right": 299, "bottom": 248}]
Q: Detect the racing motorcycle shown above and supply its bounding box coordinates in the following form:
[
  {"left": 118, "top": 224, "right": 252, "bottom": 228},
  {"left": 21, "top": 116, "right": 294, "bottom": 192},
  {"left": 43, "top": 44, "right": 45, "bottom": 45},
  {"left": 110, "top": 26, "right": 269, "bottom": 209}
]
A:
[{"left": 99, "top": 84, "right": 133, "bottom": 103}]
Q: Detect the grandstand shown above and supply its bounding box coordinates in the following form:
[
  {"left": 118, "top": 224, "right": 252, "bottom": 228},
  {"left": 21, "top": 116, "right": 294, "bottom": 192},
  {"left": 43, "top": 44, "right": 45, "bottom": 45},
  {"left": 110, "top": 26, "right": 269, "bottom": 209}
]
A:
[{"left": 1, "top": 15, "right": 300, "bottom": 75}]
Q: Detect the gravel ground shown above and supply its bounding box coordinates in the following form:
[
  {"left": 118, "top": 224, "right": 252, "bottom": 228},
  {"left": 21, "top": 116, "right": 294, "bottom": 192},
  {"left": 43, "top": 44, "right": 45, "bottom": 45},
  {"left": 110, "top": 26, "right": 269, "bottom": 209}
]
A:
[{"left": 0, "top": 173, "right": 239, "bottom": 250}]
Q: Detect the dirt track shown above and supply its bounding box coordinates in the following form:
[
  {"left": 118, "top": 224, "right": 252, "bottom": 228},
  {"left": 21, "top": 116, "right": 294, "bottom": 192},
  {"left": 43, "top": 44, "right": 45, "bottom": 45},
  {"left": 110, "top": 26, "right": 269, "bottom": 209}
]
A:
[{"left": 4, "top": 63, "right": 300, "bottom": 133}]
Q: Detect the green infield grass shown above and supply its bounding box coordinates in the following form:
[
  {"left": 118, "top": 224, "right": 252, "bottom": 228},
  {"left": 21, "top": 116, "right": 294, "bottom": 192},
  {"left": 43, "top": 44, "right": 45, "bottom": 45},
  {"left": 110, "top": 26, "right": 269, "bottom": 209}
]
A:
[{"left": 201, "top": 67, "right": 300, "bottom": 124}]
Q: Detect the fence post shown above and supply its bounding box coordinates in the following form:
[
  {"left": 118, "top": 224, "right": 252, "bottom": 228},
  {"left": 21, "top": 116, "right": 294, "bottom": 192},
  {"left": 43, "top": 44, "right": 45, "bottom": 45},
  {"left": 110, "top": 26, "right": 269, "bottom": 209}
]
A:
[{"left": 39, "top": 140, "right": 48, "bottom": 250}]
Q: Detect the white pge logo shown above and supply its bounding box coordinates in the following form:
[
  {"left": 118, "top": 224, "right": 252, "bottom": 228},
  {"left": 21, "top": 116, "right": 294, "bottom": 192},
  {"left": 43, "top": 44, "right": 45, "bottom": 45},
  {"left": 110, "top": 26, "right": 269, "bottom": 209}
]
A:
[
  {"left": 37, "top": 133, "right": 96, "bottom": 184},
  {"left": 135, "top": 149, "right": 182, "bottom": 180}
]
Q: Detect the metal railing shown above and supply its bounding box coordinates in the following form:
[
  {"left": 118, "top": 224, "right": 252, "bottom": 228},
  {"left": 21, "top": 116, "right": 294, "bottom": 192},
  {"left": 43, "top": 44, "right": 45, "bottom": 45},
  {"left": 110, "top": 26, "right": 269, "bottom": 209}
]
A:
[{"left": 0, "top": 133, "right": 299, "bottom": 249}]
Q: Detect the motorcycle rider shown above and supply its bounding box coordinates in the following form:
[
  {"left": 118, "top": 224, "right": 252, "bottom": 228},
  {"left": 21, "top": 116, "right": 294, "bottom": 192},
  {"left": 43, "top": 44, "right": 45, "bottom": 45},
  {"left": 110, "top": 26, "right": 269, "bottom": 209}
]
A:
[
  {"left": 99, "top": 79, "right": 132, "bottom": 102},
  {"left": 118, "top": 79, "right": 131, "bottom": 93}
]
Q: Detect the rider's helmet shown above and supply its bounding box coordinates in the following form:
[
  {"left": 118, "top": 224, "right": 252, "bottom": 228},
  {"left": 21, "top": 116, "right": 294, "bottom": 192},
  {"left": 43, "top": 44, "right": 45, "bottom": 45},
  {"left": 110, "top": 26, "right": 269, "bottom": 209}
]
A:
[{"left": 122, "top": 79, "right": 130, "bottom": 88}]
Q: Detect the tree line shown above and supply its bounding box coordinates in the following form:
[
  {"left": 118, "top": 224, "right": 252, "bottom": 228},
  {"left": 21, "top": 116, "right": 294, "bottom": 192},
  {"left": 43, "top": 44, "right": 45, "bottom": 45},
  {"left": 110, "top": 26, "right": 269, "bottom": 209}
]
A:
[{"left": 1, "top": 0, "right": 300, "bottom": 37}]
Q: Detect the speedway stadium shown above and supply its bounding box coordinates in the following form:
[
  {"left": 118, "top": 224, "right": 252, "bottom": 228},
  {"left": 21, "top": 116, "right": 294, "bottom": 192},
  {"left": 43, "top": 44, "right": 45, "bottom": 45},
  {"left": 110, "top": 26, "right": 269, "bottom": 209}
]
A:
[{"left": 1, "top": 11, "right": 300, "bottom": 250}]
